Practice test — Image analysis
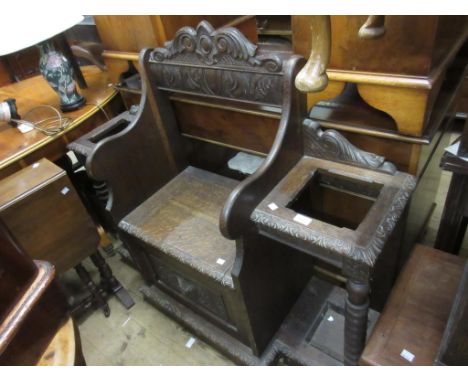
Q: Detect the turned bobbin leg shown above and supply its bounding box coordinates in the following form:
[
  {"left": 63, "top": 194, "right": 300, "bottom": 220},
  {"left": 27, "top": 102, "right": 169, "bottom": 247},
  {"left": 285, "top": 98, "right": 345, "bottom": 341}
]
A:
[
  {"left": 75, "top": 263, "right": 110, "bottom": 317},
  {"left": 90, "top": 252, "right": 135, "bottom": 309},
  {"left": 344, "top": 279, "right": 370, "bottom": 365}
]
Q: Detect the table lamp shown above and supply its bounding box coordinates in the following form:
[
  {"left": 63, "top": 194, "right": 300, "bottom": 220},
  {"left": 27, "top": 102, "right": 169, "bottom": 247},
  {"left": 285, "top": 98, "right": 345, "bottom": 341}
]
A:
[{"left": 0, "top": 14, "right": 86, "bottom": 112}]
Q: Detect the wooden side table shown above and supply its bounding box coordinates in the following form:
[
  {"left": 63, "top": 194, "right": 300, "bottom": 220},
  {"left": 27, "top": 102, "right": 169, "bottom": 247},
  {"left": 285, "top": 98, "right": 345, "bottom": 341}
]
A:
[
  {"left": 37, "top": 317, "right": 86, "bottom": 366},
  {"left": 0, "top": 65, "right": 123, "bottom": 180},
  {"left": 360, "top": 244, "right": 465, "bottom": 365},
  {"left": 0, "top": 158, "right": 134, "bottom": 316}
]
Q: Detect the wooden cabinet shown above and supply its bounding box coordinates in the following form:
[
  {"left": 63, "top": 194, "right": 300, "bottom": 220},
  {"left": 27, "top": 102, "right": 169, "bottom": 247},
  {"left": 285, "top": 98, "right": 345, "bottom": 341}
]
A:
[
  {"left": 293, "top": 16, "right": 468, "bottom": 138},
  {"left": 295, "top": 16, "right": 466, "bottom": 77}
]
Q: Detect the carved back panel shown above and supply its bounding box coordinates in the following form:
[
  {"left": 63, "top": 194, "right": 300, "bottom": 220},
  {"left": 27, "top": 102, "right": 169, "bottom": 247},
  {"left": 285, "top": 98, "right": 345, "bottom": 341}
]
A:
[{"left": 147, "top": 21, "right": 291, "bottom": 107}]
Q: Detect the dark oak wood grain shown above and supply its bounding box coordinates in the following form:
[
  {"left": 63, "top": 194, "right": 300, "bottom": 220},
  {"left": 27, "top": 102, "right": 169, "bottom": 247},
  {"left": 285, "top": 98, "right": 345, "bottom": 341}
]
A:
[
  {"left": 70, "top": 21, "right": 312, "bottom": 358},
  {"left": 70, "top": 20, "right": 415, "bottom": 365}
]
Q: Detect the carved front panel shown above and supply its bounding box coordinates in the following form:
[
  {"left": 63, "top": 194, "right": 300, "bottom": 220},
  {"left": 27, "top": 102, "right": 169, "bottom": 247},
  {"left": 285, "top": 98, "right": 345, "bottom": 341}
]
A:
[
  {"left": 152, "top": 65, "right": 283, "bottom": 105},
  {"left": 150, "top": 257, "right": 231, "bottom": 324}
]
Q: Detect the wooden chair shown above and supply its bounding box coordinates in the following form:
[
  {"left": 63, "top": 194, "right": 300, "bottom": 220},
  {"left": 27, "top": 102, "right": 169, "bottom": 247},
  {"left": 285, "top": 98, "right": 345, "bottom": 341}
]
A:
[
  {"left": 69, "top": 21, "right": 415, "bottom": 365},
  {"left": 0, "top": 158, "right": 135, "bottom": 317},
  {"left": 70, "top": 21, "right": 311, "bottom": 362}
]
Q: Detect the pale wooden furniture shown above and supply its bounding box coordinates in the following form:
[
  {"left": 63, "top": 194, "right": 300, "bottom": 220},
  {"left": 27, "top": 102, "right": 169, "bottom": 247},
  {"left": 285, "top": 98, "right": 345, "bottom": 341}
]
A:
[
  {"left": 0, "top": 65, "right": 122, "bottom": 180},
  {"left": 294, "top": 16, "right": 468, "bottom": 137},
  {"left": 294, "top": 16, "right": 330, "bottom": 93},
  {"left": 37, "top": 317, "right": 86, "bottom": 366}
]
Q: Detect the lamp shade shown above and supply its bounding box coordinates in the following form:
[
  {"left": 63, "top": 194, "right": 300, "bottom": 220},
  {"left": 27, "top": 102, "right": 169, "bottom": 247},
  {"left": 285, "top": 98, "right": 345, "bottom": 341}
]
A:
[{"left": 0, "top": 14, "right": 84, "bottom": 56}]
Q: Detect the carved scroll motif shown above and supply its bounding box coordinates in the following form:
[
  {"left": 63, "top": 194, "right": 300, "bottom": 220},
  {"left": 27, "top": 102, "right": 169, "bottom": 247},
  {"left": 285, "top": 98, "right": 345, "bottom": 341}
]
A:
[
  {"left": 150, "top": 21, "right": 282, "bottom": 73},
  {"left": 153, "top": 64, "right": 283, "bottom": 105},
  {"left": 303, "top": 118, "right": 397, "bottom": 174},
  {"left": 149, "top": 21, "right": 285, "bottom": 105}
]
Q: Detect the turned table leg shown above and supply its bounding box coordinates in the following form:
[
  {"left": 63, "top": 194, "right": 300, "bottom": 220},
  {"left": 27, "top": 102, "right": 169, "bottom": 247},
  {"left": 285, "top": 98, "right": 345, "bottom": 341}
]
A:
[
  {"left": 90, "top": 252, "right": 135, "bottom": 309},
  {"left": 344, "top": 279, "right": 370, "bottom": 365},
  {"left": 74, "top": 263, "right": 110, "bottom": 317}
]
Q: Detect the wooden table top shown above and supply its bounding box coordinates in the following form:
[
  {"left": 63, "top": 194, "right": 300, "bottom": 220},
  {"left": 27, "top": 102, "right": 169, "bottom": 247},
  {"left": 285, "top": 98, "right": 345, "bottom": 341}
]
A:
[
  {"left": 37, "top": 317, "right": 77, "bottom": 366},
  {"left": 0, "top": 65, "right": 117, "bottom": 170},
  {"left": 360, "top": 244, "right": 466, "bottom": 366}
]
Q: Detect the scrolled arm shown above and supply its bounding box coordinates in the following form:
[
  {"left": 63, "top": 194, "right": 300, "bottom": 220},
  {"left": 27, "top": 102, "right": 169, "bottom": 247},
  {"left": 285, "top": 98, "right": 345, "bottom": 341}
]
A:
[{"left": 220, "top": 55, "right": 306, "bottom": 240}]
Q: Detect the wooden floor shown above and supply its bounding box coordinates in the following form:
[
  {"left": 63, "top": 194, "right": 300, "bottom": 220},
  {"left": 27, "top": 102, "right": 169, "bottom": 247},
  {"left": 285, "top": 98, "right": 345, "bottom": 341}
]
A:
[
  {"left": 67, "top": 254, "right": 233, "bottom": 365},
  {"left": 67, "top": 131, "right": 467, "bottom": 365}
]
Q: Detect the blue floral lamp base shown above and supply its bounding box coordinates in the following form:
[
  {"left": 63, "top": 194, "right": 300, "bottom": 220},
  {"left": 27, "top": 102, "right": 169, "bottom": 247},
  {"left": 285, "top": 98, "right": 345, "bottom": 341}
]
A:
[{"left": 38, "top": 42, "right": 86, "bottom": 112}]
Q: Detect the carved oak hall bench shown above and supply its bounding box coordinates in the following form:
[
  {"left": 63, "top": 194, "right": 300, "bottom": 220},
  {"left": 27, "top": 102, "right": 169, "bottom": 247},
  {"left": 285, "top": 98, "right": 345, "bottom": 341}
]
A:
[{"left": 69, "top": 21, "right": 415, "bottom": 365}]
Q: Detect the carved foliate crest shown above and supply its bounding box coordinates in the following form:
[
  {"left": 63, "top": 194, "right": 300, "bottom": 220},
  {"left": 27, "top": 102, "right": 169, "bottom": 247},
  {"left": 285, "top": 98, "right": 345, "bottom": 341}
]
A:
[
  {"left": 303, "top": 119, "right": 396, "bottom": 174},
  {"left": 149, "top": 21, "right": 282, "bottom": 73},
  {"left": 147, "top": 21, "right": 286, "bottom": 105}
]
